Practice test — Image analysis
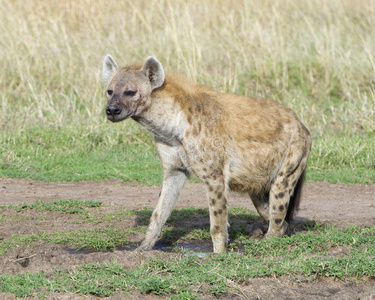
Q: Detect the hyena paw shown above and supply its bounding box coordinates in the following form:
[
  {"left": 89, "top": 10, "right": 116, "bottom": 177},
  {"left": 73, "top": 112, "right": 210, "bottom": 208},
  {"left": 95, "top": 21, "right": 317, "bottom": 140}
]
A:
[
  {"left": 136, "top": 240, "right": 156, "bottom": 251},
  {"left": 266, "top": 220, "right": 288, "bottom": 238}
]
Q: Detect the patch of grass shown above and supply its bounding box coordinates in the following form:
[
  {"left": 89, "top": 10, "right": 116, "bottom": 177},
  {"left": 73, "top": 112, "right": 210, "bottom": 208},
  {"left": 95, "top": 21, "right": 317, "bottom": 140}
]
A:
[
  {"left": 0, "top": 235, "right": 41, "bottom": 256},
  {"left": 308, "top": 133, "right": 375, "bottom": 183},
  {"left": 0, "top": 228, "right": 139, "bottom": 255},
  {"left": 42, "top": 228, "right": 136, "bottom": 251},
  {"left": 0, "top": 225, "right": 374, "bottom": 298},
  {"left": 241, "top": 226, "right": 375, "bottom": 258},
  {"left": 0, "top": 128, "right": 163, "bottom": 185},
  {"left": 97, "top": 210, "right": 134, "bottom": 223},
  {"left": 1, "top": 127, "right": 375, "bottom": 184},
  {"left": 0, "top": 215, "right": 148, "bottom": 254},
  {"left": 0, "top": 272, "right": 50, "bottom": 299},
  {"left": 4, "top": 199, "right": 102, "bottom": 214}
]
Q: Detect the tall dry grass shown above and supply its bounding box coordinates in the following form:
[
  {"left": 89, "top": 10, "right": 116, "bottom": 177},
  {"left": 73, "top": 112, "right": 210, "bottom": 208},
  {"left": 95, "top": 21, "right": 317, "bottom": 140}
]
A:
[{"left": 1, "top": 0, "right": 374, "bottom": 136}]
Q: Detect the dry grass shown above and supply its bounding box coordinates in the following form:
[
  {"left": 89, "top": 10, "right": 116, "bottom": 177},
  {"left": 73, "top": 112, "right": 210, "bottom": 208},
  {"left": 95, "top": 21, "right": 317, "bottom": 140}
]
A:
[{"left": 1, "top": 0, "right": 374, "bottom": 135}]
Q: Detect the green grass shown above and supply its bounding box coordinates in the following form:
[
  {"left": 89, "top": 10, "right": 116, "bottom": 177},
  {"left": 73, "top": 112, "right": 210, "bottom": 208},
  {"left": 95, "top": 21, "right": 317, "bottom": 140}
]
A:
[
  {"left": 0, "top": 225, "right": 374, "bottom": 298},
  {"left": 0, "top": 228, "right": 140, "bottom": 255},
  {"left": 308, "top": 132, "right": 375, "bottom": 183},
  {"left": 2, "top": 199, "right": 102, "bottom": 214},
  {"left": 0, "top": 127, "right": 163, "bottom": 184},
  {"left": 44, "top": 228, "right": 138, "bottom": 251},
  {"left": 1, "top": 127, "right": 375, "bottom": 184},
  {"left": 0, "top": 199, "right": 102, "bottom": 225}
]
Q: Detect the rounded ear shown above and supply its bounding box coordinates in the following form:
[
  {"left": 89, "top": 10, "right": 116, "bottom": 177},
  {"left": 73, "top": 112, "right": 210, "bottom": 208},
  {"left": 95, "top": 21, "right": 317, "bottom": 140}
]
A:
[
  {"left": 102, "top": 54, "right": 118, "bottom": 85},
  {"left": 141, "top": 56, "right": 165, "bottom": 90}
]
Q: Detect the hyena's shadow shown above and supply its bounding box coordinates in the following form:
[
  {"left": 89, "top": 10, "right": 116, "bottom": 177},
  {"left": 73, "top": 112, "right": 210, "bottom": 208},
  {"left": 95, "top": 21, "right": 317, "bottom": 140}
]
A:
[
  {"left": 134, "top": 208, "right": 211, "bottom": 247},
  {"left": 134, "top": 208, "right": 318, "bottom": 248},
  {"left": 288, "top": 217, "right": 320, "bottom": 235}
]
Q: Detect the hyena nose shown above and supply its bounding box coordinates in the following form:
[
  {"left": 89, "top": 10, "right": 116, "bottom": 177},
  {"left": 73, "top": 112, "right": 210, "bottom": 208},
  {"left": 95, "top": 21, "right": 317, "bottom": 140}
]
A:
[{"left": 106, "top": 105, "right": 122, "bottom": 116}]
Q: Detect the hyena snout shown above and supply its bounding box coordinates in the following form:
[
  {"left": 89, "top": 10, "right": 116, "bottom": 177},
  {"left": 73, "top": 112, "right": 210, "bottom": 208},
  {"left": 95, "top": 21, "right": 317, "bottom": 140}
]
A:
[
  {"left": 106, "top": 104, "right": 122, "bottom": 117},
  {"left": 106, "top": 103, "right": 134, "bottom": 122}
]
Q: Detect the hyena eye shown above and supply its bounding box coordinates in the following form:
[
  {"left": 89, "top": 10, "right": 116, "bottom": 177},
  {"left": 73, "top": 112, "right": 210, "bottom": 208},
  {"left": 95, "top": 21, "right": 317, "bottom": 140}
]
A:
[
  {"left": 124, "top": 90, "right": 137, "bottom": 97},
  {"left": 107, "top": 89, "right": 113, "bottom": 96}
]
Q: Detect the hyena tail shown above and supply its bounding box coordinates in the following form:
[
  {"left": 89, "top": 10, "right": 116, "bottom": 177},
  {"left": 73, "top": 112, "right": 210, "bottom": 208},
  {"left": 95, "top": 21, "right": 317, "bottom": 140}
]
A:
[{"left": 285, "top": 170, "right": 306, "bottom": 222}]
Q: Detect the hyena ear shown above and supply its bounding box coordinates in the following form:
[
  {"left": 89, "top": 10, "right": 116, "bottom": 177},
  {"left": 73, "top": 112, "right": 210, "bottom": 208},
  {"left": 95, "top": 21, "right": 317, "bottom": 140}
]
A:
[
  {"left": 102, "top": 54, "right": 118, "bottom": 85},
  {"left": 141, "top": 56, "right": 165, "bottom": 90}
]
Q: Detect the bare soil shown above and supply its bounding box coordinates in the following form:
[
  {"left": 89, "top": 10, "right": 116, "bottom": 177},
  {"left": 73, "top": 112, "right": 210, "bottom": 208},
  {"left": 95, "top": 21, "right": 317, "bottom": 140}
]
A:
[{"left": 0, "top": 178, "right": 374, "bottom": 299}]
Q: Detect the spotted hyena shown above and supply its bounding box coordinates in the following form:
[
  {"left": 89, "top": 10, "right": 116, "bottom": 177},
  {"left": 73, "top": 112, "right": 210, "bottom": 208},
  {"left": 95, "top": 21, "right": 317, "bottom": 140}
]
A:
[{"left": 102, "top": 55, "right": 311, "bottom": 253}]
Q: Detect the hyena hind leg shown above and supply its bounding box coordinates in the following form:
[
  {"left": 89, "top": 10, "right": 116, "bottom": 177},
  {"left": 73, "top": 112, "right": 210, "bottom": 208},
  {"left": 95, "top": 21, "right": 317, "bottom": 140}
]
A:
[
  {"left": 267, "top": 169, "right": 307, "bottom": 238},
  {"left": 205, "top": 179, "right": 228, "bottom": 253},
  {"left": 249, "top": 192, "right": 270, "bottom": 223}
]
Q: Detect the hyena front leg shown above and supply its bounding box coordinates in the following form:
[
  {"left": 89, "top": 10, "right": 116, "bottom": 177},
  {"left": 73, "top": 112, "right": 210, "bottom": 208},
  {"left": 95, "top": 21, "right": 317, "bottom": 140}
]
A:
[
  {"left": 138, "top": 139, "right": 189, "bottom": 251},
  {"left": 205, "top": 177, "right": 228, "bottom": 253},
  {"left": 138, "top": 169, "right": 188, "bottom": 250}
]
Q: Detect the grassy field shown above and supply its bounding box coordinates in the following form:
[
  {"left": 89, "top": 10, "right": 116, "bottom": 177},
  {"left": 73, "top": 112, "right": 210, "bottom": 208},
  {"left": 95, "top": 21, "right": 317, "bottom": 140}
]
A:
[
  {"left": 0, "top": 201, "right": 374, "bottom": 298},
  {"left": 1, "top": 0, "right": 375, "bottom": 184}
]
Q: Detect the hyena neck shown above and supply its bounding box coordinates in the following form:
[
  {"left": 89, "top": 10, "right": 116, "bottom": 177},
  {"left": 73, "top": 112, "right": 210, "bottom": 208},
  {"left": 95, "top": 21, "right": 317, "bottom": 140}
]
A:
[
  {"left": 132, "top": 92, "right": 189, "bottom": 146},
  {"left": 133, "top": 73, "right": 210, "bottom": 146}
]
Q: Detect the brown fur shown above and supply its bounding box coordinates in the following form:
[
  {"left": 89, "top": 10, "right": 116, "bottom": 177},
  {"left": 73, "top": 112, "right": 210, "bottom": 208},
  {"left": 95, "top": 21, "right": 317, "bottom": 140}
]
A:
[{"left": 102, "top": 55, "right": 312, "bottom": 253}]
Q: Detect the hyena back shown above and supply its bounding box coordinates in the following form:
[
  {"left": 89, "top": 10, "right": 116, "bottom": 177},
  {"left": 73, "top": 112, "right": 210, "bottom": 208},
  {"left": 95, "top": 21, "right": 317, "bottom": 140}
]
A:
[{"left": 102, "top": 55, "right": 311, "bottom": 253}]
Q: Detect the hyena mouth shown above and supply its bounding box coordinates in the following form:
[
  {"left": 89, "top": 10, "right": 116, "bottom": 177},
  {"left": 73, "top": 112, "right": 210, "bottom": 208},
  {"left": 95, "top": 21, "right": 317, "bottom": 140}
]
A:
[
  {"left": 107, "top": 111, "right": 134, "bottom": 123},
  {"left": 106, "top": 104, "right": 135, "bottom": 122}
]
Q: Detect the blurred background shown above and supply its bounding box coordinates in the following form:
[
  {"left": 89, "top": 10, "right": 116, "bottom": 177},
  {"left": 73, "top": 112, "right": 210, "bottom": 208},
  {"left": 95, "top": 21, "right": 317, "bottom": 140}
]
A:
[{"left": 1, "top": 0, "right": 374, "bottom": 183}]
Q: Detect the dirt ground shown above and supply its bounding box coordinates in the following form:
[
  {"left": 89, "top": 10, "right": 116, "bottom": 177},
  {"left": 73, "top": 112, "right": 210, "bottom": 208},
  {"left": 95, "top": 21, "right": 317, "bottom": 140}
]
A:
[{"left": 0, "top": 178, "right": 374, "bottom": 299}]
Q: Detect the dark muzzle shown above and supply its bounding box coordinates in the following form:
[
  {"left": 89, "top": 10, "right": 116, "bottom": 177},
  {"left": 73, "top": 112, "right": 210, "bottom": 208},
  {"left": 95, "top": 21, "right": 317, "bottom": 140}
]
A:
[{"left": 106, "top": 105, "right": 122, "bottom": 117}]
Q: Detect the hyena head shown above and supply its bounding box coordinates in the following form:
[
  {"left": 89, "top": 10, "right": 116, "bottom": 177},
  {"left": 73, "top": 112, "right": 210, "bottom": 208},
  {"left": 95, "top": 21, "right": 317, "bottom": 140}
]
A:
[{"left": 102, "top": 55, "right": 165, "bottom": 122}]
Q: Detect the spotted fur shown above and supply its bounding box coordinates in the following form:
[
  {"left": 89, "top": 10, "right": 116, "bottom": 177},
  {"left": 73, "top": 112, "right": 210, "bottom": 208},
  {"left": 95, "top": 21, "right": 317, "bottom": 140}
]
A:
[{"left": 102, "top": 55, "right": 312, "bottom": 253}]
